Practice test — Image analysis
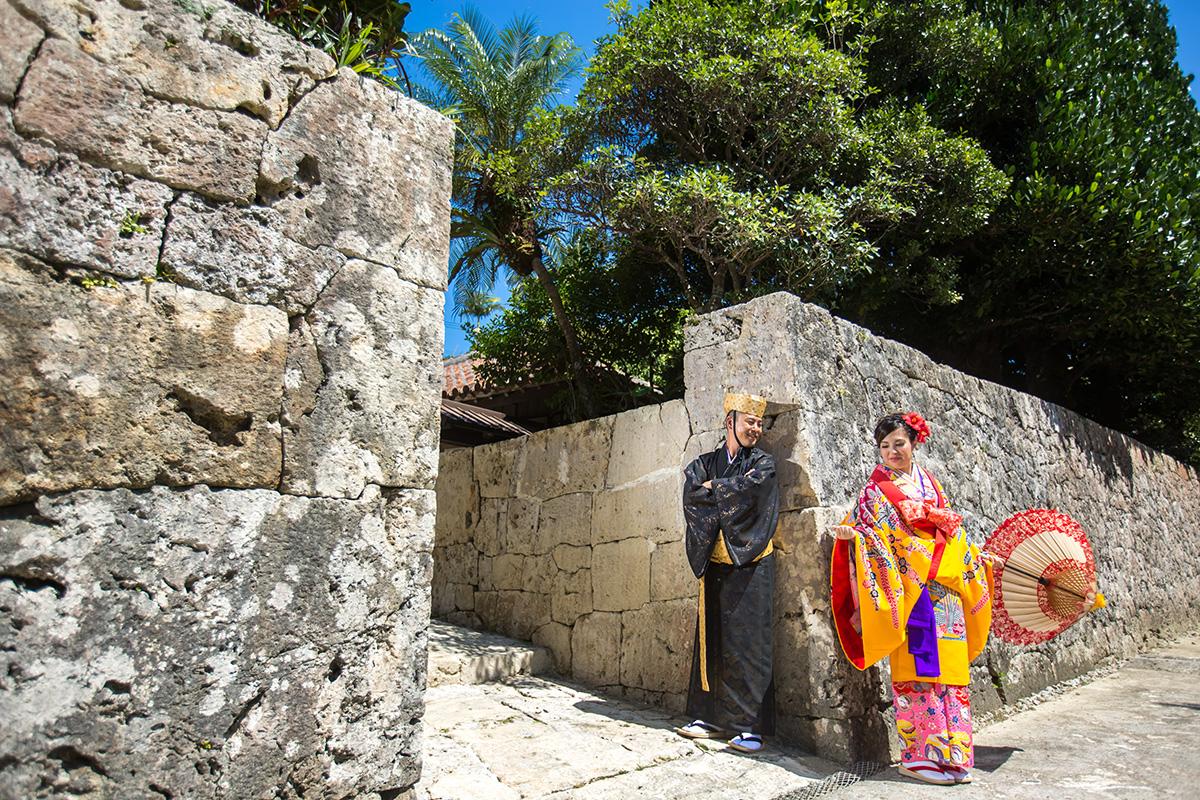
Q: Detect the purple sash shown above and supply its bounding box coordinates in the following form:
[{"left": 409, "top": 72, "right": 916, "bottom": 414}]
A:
[{"left": 870, "top": 465, "right": 943, "bottom": 676}]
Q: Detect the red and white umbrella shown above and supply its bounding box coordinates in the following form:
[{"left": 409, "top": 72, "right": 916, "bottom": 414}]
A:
[{"left": 985, "top": 509, "right": 1106, "bottom": 645}]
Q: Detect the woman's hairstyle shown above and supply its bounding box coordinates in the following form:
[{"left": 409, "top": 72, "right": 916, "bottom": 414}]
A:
[{"left": 874, "top": 412, "right": 930, "bottom": 445}]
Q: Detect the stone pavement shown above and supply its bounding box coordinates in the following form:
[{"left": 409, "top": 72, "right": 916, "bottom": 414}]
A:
[{"left": 415, "top": 627, "right": 1200, "bottom": 800}]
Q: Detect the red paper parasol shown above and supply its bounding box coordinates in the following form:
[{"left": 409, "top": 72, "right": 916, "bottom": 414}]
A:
[{"left": 985, "top": 509, "right": 1106, "bottom": 645}]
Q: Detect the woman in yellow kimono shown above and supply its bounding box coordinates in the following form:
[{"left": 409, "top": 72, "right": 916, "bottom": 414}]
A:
[{"left": 831, "top": 412, "right": 999, "bottom": 786}]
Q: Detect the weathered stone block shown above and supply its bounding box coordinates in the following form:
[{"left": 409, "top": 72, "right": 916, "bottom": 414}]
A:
[
  {"left": 522, "top": 553, "right": 555, "bottom": 596},
  {"left": 434, "top": 448, "right": 478, "bottom": 547},
  {"left": 0, "top": 483, "right": 433, "bottom": 800},
  {"left": 505, "top": 496, "right": 540, "bottom": 556},
  {"left": 592, "top": 538, "right": 651, "bottom": 612},
  {"left": 606, "top": 399, "right": 690, "bottom": 488},
  {"left": 432, "top": 578, "right": 457, "bottom": 618},
  {"left": 0, "top": 109, "right": 174, "bottom": 280},
  {"left": 552, "top": 544, "right": 591, "bottom": 574},
  {"left": 160, "top": 193, "right": 345, "bottom": 314},
  {"left": 258, "top": 69, "right": 453, "bottom": 290},
  {"left": 758, "top": 410, "right": 818, "bottom": 512},
  {"left": 772, "top": 509, "right": 841, "bottom": 610},
  {"left": 649, "top": 539, "right": 694, "bottom": 602},
  {"left": 682, "top": 341, "right": 735, "bottom": 436},
  {"left": 551, "top": 567, "right": 591, "bottom": 626},
  {"left": 15, "top": 39, "right": 267, "bottom": 202},
  {"left": 21, "top": 0, "right": 336, "bottom": 128},
  {"left": 0, "top": 249, "right": 286, "bottom": 505},
  {"left": 533, "top": 621, "right": 571, "bottom": 674},
  {"left": 572, "top": 612, "right": 622, "bottom": 687},
  {"left": 592, "top": 475, "right": 684, "bottom": 546},
  {"left": 619, "top": 599, "right": 693, "bottom": 694},
  {"left": 514, "top": 417, "right": 612, "bottom": 498},
  {"left": 475, "top": 438, "right": 522, "bottom": 499},
  {"left": 537, "top": 492, "right": 592, "bottom": 550},
  {"left": 434, "top": 542, "right": 478, "bottom": 587},
  {"left": 477, "top": 591, "right": 549, "bottom": 642},
  {"left": 454, "top": 583, "right": 475, "bottom": 611},
  {"left": 280, "top": 259, "right": 443, "bottom": 498},
  {"left": 477, "top": 555, "right": 494, "bottom": 593},
  {"left": 0, "top": 0, "right": 43, "bottom": 103},
  {"left": 490, "top": 554, "right": 524, "bottom": 592},
  {"left": 475, "top": 499, "right": 507, "bottom": 558}
]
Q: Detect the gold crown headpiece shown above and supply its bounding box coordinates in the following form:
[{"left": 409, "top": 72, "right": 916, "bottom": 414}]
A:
[{"left": 724, "top": 392, "right": 766, "bottom": 418}]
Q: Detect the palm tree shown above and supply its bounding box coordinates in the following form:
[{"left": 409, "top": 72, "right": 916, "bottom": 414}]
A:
[
  {"left": 457, "top": 286, "right": 502, "bottom": 329},
  {"left": 409, "top": 7, "right": 596, "bottom": 415}
]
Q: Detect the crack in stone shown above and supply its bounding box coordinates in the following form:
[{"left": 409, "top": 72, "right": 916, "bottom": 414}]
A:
[
  {"left": 8, "top": 18, "right": 48, "bottom": 106},
  {"left": 224, "top": 688, "right": 267, "bottom": 739},
  {"left": 155, "top": 190, "right": 183, "bottom": 283},
  {"left": 48, "top": 744, "right": 109, "bottom": 779}
]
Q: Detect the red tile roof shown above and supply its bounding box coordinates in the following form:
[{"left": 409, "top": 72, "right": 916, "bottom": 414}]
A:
[
  {"left": 443, "top": 353, "right": 547, "bottom": 401},
  {"left": 442, "top": 354, "right": 487, "bottom": 398}
]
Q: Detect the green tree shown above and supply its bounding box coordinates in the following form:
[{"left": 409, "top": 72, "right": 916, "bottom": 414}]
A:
[
  {"left": 469, "top": 230, "right": 688, "bottom": 418},
  {"left": 548, "top": 0, "right": 1008, "bottom": 313},
  {"left": 408, "top": 8, "right": 599, "bottom": 415},
  {"left": 839, "top": 0, "right": 1200, "bottom": 464},
  {"left": 457, "top": 287, "right": 502, "bottom": 328}
]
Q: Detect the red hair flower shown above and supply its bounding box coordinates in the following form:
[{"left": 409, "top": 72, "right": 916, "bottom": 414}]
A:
[{"left": 903, "top": 412, "right": 931, "bottom": 443}]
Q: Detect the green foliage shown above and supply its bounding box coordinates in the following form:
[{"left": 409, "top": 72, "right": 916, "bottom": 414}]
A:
[
  {"left": 469, "top": 231, "right": 687, "bottom": 417},
  {"left": 446, "top": 0, "right": 1200, "bottom": 464},
  {"left": 837, "top": 0, "right": 1200, "bottom": 465},
  {"left": 411, "top": 8, "right": 601, "bottom": 415},
  {"left": 235, "top": 0, "right": 412, "bottom": 91},
  {"left": 409, "top": 6, "right": 584, "bottom": 289},
  {"left": 549, "top": 0, "right": 1008, "bottom": 314},
  {"left": 119, "top": 211, "right": 150, "bottom": 238},
  {"left": 456, "top": 286, "right": 502, "bottom": 328},
  {"left": 79, "top": 273, "right": 118, "bottom": 291}
]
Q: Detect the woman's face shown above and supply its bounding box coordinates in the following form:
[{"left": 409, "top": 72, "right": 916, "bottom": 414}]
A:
[{"left": 878, "top": 428, "right": 914, "bottom": 473}]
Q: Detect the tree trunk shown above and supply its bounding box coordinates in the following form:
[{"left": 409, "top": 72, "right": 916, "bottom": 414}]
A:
[{"left": 529, "top": 253, "right": 597, "bottom": 418}]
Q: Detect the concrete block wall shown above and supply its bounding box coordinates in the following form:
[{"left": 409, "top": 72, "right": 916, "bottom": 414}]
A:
[
  {"left": 0, "top": 0, "right": 453, "bottom": 796},
  {"left": 433, "top": 292, "right": 1200, "bottom": 765}
]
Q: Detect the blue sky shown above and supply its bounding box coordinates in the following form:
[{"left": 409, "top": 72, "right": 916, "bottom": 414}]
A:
[{"left": 421, "top": 0, "right": 1200, "bottom": 357}]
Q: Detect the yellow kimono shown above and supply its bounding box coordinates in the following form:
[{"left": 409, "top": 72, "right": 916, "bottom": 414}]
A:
[{"left": 831, "top": 464, "right": 993, "bottom": 685}]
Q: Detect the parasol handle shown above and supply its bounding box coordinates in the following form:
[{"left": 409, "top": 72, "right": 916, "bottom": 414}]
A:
[{"left": 999, "top": 561, "right": 1089, "bottom": 601}]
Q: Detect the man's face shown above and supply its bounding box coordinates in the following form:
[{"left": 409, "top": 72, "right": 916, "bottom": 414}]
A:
[{"left": 728, "top": 411, "right": 763, "bottom": 447}]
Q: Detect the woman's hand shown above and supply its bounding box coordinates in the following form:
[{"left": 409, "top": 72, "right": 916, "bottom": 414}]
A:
[
  {"left": 979, "top": 551, "right": 1005, "bottom": 567},
  {"left": 701, "top": 480, "right": 712, "bottom": 490},
  {"left": 832, "top": 525, "right": 857, "bottom": 540}
]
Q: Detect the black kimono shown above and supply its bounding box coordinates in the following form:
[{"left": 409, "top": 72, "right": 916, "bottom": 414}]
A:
[{"left": 682, "top": 443, "right": 779, "bottom": 735}]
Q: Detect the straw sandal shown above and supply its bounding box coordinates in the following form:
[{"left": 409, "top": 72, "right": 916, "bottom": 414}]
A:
[
  {"left": 898, "top": 761, "right": 954, "bottom": 785},
  {"left": 727, "top": 733, "right": 765, "bottom": 754},
  {"left": 676, "top": 720, "right": 732, "bottom": 739},
  {"left": 943, "top": 765, "right": 973, "bottom": 784}
]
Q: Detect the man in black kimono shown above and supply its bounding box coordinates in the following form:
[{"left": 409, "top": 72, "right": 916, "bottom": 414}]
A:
[{"left": 677, "top": 392, "right": 779, "bottom": 754}]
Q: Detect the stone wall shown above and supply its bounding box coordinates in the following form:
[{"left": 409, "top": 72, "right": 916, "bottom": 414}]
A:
[
  {"left": 433, "top": 402, "right": 697, "bottom": 710},
  {"left": 0, "top": 0, "right": 453, "bottom": 797},
  {"left": 432, "top": 292, "right": 1200, "bottom": 765}
]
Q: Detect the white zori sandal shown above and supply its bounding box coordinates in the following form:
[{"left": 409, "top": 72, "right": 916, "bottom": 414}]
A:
[
  {"left": 897, "top": 760, "right": 955, "bottom": 785},
  {"left": 676, "top": 720, "right": 732, "bottom": 739},
  {"left": 942, "top": 765, "right": 973, "bottom": 784},
  {"left": 727, "top": 733, "right": 764, "bottom": 754}
]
